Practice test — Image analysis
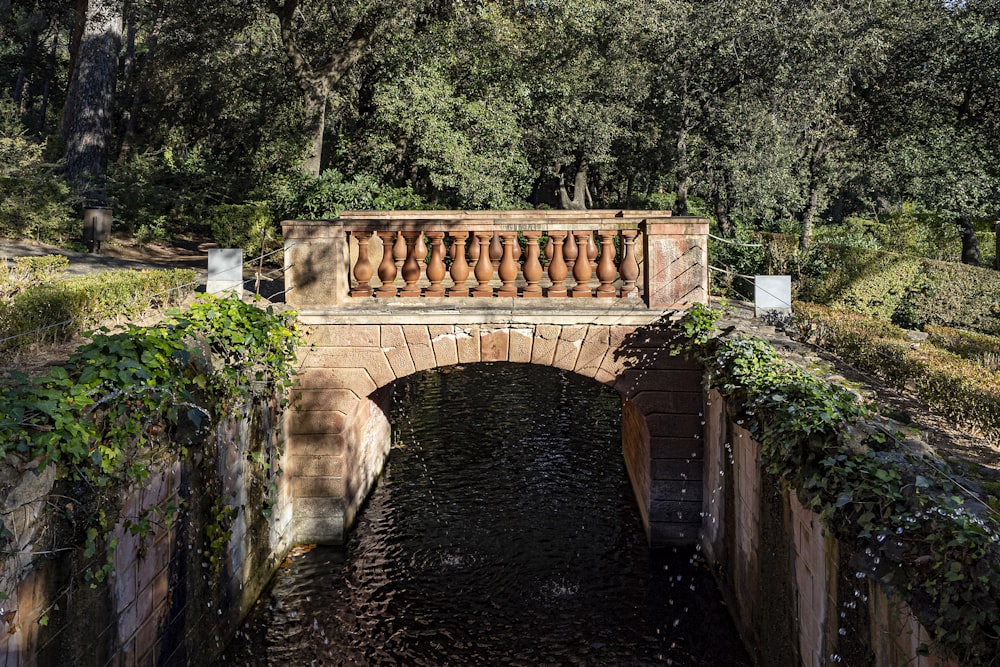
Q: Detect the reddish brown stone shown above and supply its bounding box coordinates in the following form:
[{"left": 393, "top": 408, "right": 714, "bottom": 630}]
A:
[{"left": 480, "top": 326, "right": 510, "bottom": 362}]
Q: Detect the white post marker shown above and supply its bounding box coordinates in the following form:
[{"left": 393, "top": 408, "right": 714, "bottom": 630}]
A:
[
  {"left": 208, "top": 248, "right": 244, "bottom": 296},
  {"left": 754, "top": 275, "right": 791, "bottom": 318}
]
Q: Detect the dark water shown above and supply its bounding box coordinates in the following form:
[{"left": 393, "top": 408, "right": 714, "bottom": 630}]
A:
[{"left": 218, "top": 363, "right": 750, "bottom": 666}]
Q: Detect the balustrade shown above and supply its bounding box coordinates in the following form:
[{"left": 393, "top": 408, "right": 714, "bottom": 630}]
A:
[{"left": 283, "top": 210, "right": 709, "bottom": 308}]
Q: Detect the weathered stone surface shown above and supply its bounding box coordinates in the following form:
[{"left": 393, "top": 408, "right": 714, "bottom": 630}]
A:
[
  {"left": 628, "top": 390, "right": 703, "bottom": 415},
  {"left": 650, "top": 478, "right": 702, "bottom": 501},
  {"left": 651, "top": 459, "right": 703, "bottom": 481},
  {"left": 291, "top": 475, "right": 345, "bottom": 498},
  {"left": 552, "top": 325, "right": 587, "bottom": 371},
  {"left": 645, "top": 414, "right": 702, "bottom": 440},
  {"left": 480, "top": 326, "right": 510, "bottom": 362},
  {"left": 380, "top": 324, "right": 406, "bottom": 348},
  {"left": 309, "top": 324, "right": 380, "bottom": 347},
  {"left": 293, "top": 368, "right": 377, "bottom": 397},
  {"left": 530, "top": 324, "right": 561, "bottom": 365},
  {"left": 649, "top": 499, "right": 703, "bottom": 523},
  {"left": 384, "top": 344, "right": 417, "bottom": 378},
  {"left": 287, "top": 410, "right": 347, "bottom": 436},
  {"left": 296, "top": 388, "right": 362, "bottom": 413},
  {"left": 455, "top": 325, "right": 480, "bottom": 363},
  {"left": 573, "top": 325, "right": 610, "bottom": 379},
  {"left": 286, "top": 454, "right": 343, "bottom": 478},
  {"left": 402, "top": 325, "right": 436, "bottom": 372},
  {"left": 508, "top": 326, "right": 535, "bottom": 363},
  {"left": 285, "top": 432, "right": 345, "bottom": 456},
  {"left": 650, "top": 436, "right": 702, "bottom": 460},
  {"left": 429, "top": 325, "right": 460, "bottom": 367}
]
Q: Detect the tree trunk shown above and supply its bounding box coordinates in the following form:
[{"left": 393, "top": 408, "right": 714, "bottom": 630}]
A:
[
  {"left": 674, "top": 126, "right": 689, "bottom": 216},
  {"left": 958, "top": 215, "right": 981, "bottom": 266},
  {"left": 302, "top": 94, "right": 328, "bottom": 177},
  {"left": 117, "top": 15, "right": 159, "bottom": 163},
  {"left": 60, "top": 0, "right": 90, "bottom": 145},
  {"left": 799, "top": 140, "right": 827, "bottom": 252},
  {"left": 62, "top": 0, "right": 123, "bottom": 200},
  {"left": 268, "top": 0, "right": 373, "bottom": 177},
  {"left": 995, "top": 221, "right": 999, "bottom": 270}
]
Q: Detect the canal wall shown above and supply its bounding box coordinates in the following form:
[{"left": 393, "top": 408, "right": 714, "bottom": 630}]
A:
[
  {"left": 0, "top": 397, "right": 292, "bottom": 666},
  {"left": 702, "top": 389, "right": 957, "bottom": 667}
]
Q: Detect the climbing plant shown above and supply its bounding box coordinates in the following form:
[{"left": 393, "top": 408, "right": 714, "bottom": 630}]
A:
[
  {"left": 0, "top": 295, "right": 301, "bottom": 585},
  {"left": 673, "top": 302, "right": 1000, "bottom": 664}
]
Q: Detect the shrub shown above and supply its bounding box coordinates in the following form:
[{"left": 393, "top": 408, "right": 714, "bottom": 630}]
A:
[
  {"left": 0, "top": 268, "right": 196, "bottom": 355},
  {"left": 0, "top": 255, "right": 69, "bottom": 300},
  {"left": 794, "top": 302, "right": 1000, "bottom": 441},
  {"left": 898, "top": 260, "right": 1000, "bottom": 335},
  {"left": 797, "top": 244, "right": 1000, "bottom": 336},
  {"left": 209, "top": 203, "right": 279, "bottom": 261},
  {"left": 0, "top": 100, "right": 77, "bottom": 242},
  {"left": 262, "top": 169, "right": 434, "bottom": 221}
]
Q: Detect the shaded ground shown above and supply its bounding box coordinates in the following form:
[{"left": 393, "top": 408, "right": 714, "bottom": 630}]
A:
[{"left": 0, "top": 236, "right": 210, "bottom": 277}]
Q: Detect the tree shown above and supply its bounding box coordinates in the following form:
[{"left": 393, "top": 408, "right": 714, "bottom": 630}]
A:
[{"left": 61, "top": 0, "right": 123, "bottom": 201}]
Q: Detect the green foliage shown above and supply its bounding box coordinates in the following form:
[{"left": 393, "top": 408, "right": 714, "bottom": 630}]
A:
[
  {"left": 0, "top": 98, "right": 76, "bottom": 242},
  {"left": 0, "top": 269, "right": 195, "bottom": 355},
  {"left": 709, "top": 222, "right": 768, "bottom": 299},
  {"left": 263, "top": 169, "right": 434, "bottom": 221},
  {"left": 0, "top": 254, "right": 69, "bottom": 300},
  {"left": 898, "top": 260, "right": 1000, "bottom": 335},
  {"left": 0, "top": 295, "right": 301, "bottom": 583},
  {"left": 674, "top": 305, "right": 1000, "bottom": 663},
  {"left": 209, "top": 203, "right": 279, "bottom": 260},
  {"left": 798, "top": 244, "right": 1000, "bottom": 335},
  {"left": 109, "top": 143, "right": 221, "bottom": 239},
  {"left": 794, "top": 303, "right": 1000, "bottom": 442}
]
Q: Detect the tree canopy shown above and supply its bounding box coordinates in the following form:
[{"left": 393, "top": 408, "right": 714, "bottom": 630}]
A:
[{"left": 1, "top": 0, "right": 997, "bottom": 262}]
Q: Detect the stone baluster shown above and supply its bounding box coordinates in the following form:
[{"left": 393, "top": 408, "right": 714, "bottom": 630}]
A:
[
  {"left": 350, "top": 231, "right": 374, "bottom": 297},
  {"left": 521, "top": 231, "right": 543, "bottom": 297},
  {"left": 448, "top": 231, "right": 471, "bottom": 297},
  {"left": 497, "top": 231, "right": 519, "bottom": 296},
  {"left": 563, "top": 231, "right": 578, "bottom": 276},
  {"left": 376, "top": 231, "right": 398, "bottom": 297},
  {"left": 595, "top": 230, "right": 617, "bottom": 297},
  {"left": 425, "top": 231, "right": 446, "bottom": 296},
  {"left": 399, "top": 231, "right": 423, "bottom": 296},
  {"left": 512, "top": 233, "right": 522, "bottom": 262},
  {"left": 619, "top": 229, "right": 640, "bottom": 298},
  {"left": 546, "top": 230, "right": 568, "bottom": 297},
  {"left": 587, "top": 232, "right": 599, "bottom": 273},
  {"left": 544, "top": 235, "right": 553, "bottom": 265},
  {"left": 571, "top": 231, "right": 594, "bottom": 297},
  {"left": 468, "top": 231, "right": 482, "bottom": 264},
  {"left": 416, "top": 233, "right": 428, "bottom": 264},
  {"left": 473, "top": 231, "right": 495, "bottom": 297},
  {"left": 392, "top": 231, "right": 407, "bottom": 283},
  {"left": 489, "top": 232, "right": 503, "bottom": 272}
]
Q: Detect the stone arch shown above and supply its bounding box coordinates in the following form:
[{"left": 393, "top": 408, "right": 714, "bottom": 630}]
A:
[{"left": 287, "top": 321, "right": 704, "bottom": 546}]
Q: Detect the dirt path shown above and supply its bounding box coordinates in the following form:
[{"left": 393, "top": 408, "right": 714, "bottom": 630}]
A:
[{"left": 1, "top": 237, "right": 209, "bottom": 277}]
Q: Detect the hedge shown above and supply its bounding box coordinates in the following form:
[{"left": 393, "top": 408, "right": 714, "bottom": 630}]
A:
[
  {"left": 792, "top": 244, "right": 1000, "bottom": 336},
  {"left": 0, "top": 268, "right": 196, "bottom": 355},
  {"left": 794, "top": 302, "right": 1000, "bottom": 442}
]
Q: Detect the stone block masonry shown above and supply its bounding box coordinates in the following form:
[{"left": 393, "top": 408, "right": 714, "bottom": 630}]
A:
[{"left": 287, "top": 317, "right": 706, "bottom": 546}]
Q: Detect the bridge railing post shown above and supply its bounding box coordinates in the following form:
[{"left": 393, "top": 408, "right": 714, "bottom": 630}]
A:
[
  {"left": 642, "top": 218, "right": 710, "bottom": 309},
  {"left": 282, "top": 219, "right": 350, "bottom": 308}
]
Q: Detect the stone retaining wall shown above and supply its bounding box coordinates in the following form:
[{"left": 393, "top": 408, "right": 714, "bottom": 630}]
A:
[
  {"left": 703, "top": 389, "right": 958, "bottom": 667},
  {"left": 0, "top": 398, "right": 290, "bottom": 666}
]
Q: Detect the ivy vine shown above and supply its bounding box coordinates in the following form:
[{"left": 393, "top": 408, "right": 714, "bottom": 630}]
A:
[
  {"left": 0, "top": 295, "right": 301, "bottom": 587},
  {"left": 674, "top": 302, "right": 1000, "bottom": 664}
]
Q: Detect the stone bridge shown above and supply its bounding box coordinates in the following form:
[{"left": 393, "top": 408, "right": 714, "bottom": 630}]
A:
[{"left": 282, "top": 210, "right": 710, "bottom": 546}]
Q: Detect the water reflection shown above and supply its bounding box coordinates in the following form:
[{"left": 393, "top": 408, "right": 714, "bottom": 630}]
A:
[{"left": 218, "top": 363, "right": 750, "bottom": 666}]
